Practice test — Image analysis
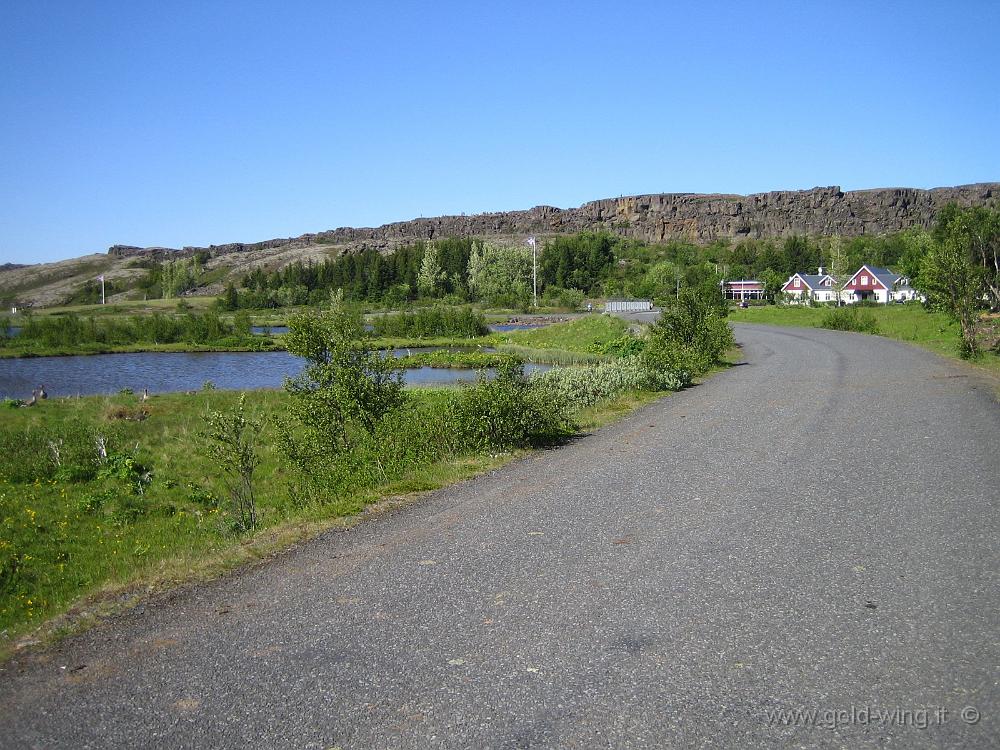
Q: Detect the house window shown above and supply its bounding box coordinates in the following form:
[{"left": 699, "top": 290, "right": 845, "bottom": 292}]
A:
[
  {"left": 794, "top": 278, "right": 800, "bottom": 287},
  {"left": 860, "top": 275, "right": 868, "bottom": 285}
]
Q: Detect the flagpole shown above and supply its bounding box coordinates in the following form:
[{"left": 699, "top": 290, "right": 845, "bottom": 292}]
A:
[
  {"left": 99, "top": 275, "right": 105, "bottom": 305},
  {"left": 528, "top": 236, "right": 537, "bottom": 307}
]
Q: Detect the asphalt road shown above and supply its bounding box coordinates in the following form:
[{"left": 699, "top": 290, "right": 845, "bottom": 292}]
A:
[{"left": 2, "top": 324, "right": 998, "bottom": 749}]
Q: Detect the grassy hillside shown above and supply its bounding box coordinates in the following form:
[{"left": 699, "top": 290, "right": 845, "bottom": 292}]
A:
[{"left": 0, "top": 241, "right": 342, "bottom": 309}]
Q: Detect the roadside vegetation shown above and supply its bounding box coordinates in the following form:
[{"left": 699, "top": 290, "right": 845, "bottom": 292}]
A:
[
  {"left": 7, "top": 202, "right": 995, "bottom": 360},
  {"left": 0, "top": 309, "right": 277, "bottom": 357},
  {"left": 371, "top": 306, "right": 489, "bottom": 338},
  {"left": 0, "top": 291, "right": 733, "bottom": 652}
]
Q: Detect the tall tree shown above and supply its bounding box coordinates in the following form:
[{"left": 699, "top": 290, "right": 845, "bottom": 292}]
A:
[
  {"left": 417, "top": 244, "right": 445, "bottom": 298},
  {"left": 923, "top": 206, "right": 987, "bottom": 356},
  {"left": 826, "top": 236, "right": 850, "bottom": 305}
]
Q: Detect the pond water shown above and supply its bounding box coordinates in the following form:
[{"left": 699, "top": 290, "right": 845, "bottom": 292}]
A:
[
  {"left": 9, "top": 322, "right": 543, "bottom": 337},
  {"left": 488, "top": 324, "right": 545, "bottom": 332},
  {"left": 0, "top": 350, "right": 549, "bottom": 399}
]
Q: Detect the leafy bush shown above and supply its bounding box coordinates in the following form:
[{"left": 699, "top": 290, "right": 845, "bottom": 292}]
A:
[
  {"left": 820, "top": 307, "right": 881, "bottom": 334},
  {"left": 449, "top": 361, "right": 572, "bottom": 451},
  {"left": 589, "top": 334, "right": 646, "bottom": 357},
  {"left": 279, "top": 292, "right": 406, "bottom": 492},
  {"left": 643, "top": 290, "right": 734, "bottom": 378},
  {"left": 532, "top": 356, "right": 683, "bottom": 411},
  {"left": 201, "top": 394, "right": 266, "bottom": 533},
  {"left": 640, "top": 340, "right": 704, "bottom": 387},
  {"left": 540, "top": 287, "right": 586, "bottom": 311},
  {"left": 350, "top": 393, "right": 459, "bottom": 486}
]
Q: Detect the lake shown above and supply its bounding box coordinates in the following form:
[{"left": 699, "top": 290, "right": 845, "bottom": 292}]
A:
[{"left": 0, "top": 349, "right": 549, "bottom": 399}]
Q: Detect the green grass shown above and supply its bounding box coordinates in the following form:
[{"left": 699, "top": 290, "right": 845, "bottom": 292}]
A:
[
  {"left": 368, "top": 335, "right": 493, "bottom": 350},
  {"left": 0, "top": 365, "right": 683, "bottom": 656},
  {"left": 0, "top": 388, "right": 521, "bottom": 651},
  {"left": 36, "top": 296, "right": 217, "bottom": 317},
  {"left": 499, "top": 314, "right": 628, "bottom": 352},
  {"left": 493, "top": 345, "right": 604, "bottom": 365},
  {"left": 393, "top": 350, "right": 518, "bottom": 369},
  {"left": 728, "top": 304, "right": 1000, "bottom": 375},
  {"left": 0, "top": 339, "right": 282, "bottom": 359}
]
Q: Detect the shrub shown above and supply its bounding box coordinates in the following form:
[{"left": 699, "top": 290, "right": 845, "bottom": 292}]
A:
[
  {"left": 589, "top": 334, "right": 646, "bottom": 357},
  {"left": 201, "top": 394, "right": 265, "bottom": 533},
  {"left": 350, "top": 393, "right": 458, "bottom": 486},
  {"left": 820, "top": 307, "right": 881, "bottom": 334},
  {"left": 371, "top": 306, "right": 489, "bottom": 338},
  {"left": 449, "top": 361, "right": 572, "bottom": 451},
  {"left": 540, "top": 287, "right": 586, "bottom": 311},
  {"left": 279, "top": 292, "right": 406, "bottom": 494},
  {"left": 644, "top": 290, "right": 734, "bottom": 377},
  {"left": 531, "top": 356, "right": 684, "bottom": 411},
  {"left": 0, "top": 311, "right": 255, "bottom": 352},
  {"left": 640, "top": 340, "right": 703, "bottom": 387}
]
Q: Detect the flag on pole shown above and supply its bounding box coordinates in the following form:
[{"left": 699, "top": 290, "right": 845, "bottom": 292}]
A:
[
  {"left": 526, "top": 236, "right": 536, "bottom": 247},
  {"left": 97, "top": 275, "right": 104, "bottom": 282}
]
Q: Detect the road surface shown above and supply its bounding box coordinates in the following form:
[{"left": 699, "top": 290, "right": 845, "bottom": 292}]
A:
[{"left": 1, "top": 324, "right": 998, "bottom": 748}]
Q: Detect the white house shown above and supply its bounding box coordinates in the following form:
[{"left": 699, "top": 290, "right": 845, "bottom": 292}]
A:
[
  {"left": 781, "top": 268, "right": 839, "bottom": 303},
  {"left": 722, "top": 280, "right": 766, "bottom": 301},
  {"left": 841, "top": 265, "right": 923, "bottom": 304}
]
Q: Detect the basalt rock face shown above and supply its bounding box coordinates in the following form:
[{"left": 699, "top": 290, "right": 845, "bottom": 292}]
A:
[{"left": 108, "top": 184, "right": 1000, "bottom": 258}]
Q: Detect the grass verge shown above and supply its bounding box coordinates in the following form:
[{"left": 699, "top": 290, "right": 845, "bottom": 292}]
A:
[{"left": 0, "top": 369, "right": 695, "bottom": 659}]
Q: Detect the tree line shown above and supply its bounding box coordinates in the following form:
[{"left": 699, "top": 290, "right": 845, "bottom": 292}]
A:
[{"left": 212, "top": 228, "right": 953, "bottom": 312}]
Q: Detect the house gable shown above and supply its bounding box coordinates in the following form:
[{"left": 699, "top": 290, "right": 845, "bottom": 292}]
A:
[
  {"left": 845, "top": 264, "right": 892, "bottom": 291},
  {"left": 782, "top": 273, "right": 812, "bottom": 292}
]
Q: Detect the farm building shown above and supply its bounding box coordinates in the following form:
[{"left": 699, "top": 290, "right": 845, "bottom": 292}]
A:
[{"left": 722, "top": 280, "right": 765, "bottom": 301}]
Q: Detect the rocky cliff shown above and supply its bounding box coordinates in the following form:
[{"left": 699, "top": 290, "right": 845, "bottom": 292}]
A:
[
  {"left": 7, "top": 183, "right": 998, "bottom": 308},
  {"left": 107, "top": 183, "right": 1000, "bottom": 260}
]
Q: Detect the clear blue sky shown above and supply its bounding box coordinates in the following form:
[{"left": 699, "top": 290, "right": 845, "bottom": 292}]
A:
[{"left": 2, "top": 1, "right": 998, "bottom": 264}]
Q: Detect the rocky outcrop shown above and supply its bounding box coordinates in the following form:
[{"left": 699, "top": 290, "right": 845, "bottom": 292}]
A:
[{"left": 107, "top": 184, "right": 999, "bottom": 259}]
